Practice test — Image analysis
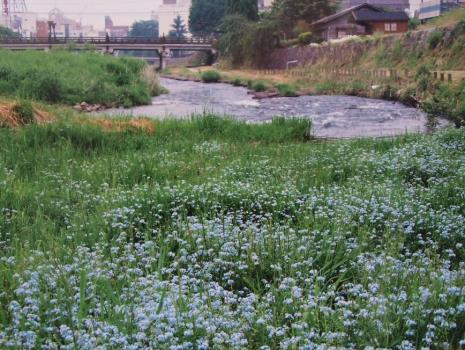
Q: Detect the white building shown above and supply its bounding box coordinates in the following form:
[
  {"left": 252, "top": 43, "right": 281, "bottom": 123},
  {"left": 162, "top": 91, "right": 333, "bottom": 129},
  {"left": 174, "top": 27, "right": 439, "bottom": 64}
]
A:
[
  {"left": 409, "top": 0, "right": 423, "bottom": 15},
  {"left": 11, "top": 12, "right": 37, "bottom": 37},
  {"left": 152, "top": 0, "right": 191, "bottom": 37},
  {"left": 258, "top": 0, "right": 274, "bottom": 10}
]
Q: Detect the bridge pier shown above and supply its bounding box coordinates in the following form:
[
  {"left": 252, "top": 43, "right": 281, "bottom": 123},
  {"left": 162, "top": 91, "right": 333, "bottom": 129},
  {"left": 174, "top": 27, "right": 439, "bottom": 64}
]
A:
[{"left": 158, "top": 48, "right": 171, "bottom": 71}]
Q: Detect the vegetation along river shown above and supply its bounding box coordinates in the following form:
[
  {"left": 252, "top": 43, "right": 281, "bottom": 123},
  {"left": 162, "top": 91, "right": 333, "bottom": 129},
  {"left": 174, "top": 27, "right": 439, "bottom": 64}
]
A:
[{"left": 105, "top": 77, "right": 447, "bottom": 138}]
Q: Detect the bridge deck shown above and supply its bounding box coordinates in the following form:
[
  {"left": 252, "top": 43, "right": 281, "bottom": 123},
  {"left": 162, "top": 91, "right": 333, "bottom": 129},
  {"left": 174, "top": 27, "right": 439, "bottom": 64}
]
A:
[{"left": 0, "top": 37, "right": 216, "bottom": 51}]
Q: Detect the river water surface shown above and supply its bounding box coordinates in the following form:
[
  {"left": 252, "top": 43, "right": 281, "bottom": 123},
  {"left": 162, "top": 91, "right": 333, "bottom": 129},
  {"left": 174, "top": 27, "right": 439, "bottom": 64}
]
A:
[{"left": 105, "top": 77, "right": 444, "bottom": 138}]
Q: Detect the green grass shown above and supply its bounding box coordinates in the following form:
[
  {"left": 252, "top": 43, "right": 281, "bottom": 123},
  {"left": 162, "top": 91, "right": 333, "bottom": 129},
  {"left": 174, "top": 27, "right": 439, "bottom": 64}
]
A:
[
  {"left": 0, "top": 50, "right": 158, "bottom": 107},
  {"left": 200, "top": 70, "right": 221, "bottom": 83},
  {"left": 0, "top": 114, "right": 464, "bottom": 348}
]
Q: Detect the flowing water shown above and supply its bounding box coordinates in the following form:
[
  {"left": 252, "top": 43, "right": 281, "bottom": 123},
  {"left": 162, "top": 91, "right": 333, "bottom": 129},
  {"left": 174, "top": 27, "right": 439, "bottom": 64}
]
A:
[{"left": 104, "top": 77, "right": 447, "bottom": 138}]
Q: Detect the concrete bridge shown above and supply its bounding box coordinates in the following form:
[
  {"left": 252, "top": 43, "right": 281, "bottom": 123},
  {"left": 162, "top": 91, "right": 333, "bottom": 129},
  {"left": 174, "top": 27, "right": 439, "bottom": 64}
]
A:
[{"left": 0, "top": 36, "right": 217, "bottom": 70}]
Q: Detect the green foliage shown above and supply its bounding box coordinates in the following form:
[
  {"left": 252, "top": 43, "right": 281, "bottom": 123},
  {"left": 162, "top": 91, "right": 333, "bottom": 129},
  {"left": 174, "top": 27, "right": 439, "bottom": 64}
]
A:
[
  {"left": 128, "top": 20, "right": 159, "bottom": 38},
  {"left": 218, "top": 15, "right": 279, "bottom": 67},
  {"left": 201, "top": 70, "right": 221, "bottom": 83},
  {"left": 0, "top": 26, "right": 19, "bottom": 39},
  {"left": 0, "top": 51, "right": 152, "bottom": 107},
  {"left": 12, "top": 100, "right": 35, "bottom": 125},
  {"left": 374, "top": 45, "right": 393, "bottom": 67},
  {"left": 297, "top": 32, "right": 313, "bottom": 46},
  {"left": 271, "top": 0, "right": 336, "bottom": 37},
  {"left": 392, "top": 39, "right": 403, "bottom": 62},
  {"left": 408, "top": 18, "right": 420, "bottom": 30},
  {"left": 168, "top": 15, "right": 188, "bottom": 39},
  {"left": 422, "top": 80, "right": 465, "bottom": 127},
  {"left": 428, "top": 30, "right": 443, "bottom": 49},
  {"left": 231, "top": 78, "right": 243, "bottom": 86},
  {"left": 276, "top": 83, "right": 297, "bottom": 96},
  {"left": 315, "top": 80, "right": 345, "bottom": 94},
  {"left": 252, "top": 81, "right": 268, "bottom": 92},
  {"left": 189, "top": 0, "right": 227, "bottom": 35},
  {"left": 225, "top": 0, "right": 258, "bottom": 21},
  {"left": 218, "top": 15, "right": 251, "bottom": 66},
  {"left": 415, "top": 64, "right": 433, "bottom": 93}
]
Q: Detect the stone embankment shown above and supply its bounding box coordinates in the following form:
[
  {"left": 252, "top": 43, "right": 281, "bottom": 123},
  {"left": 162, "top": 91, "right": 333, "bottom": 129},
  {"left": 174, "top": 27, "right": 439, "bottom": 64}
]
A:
[{"left": 265, "top": 28, "right": 443, "bottom": 70}]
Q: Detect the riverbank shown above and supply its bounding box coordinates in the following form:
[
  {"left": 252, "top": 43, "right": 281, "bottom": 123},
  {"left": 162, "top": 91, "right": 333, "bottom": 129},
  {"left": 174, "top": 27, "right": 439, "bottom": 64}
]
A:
[{"left": 0, "top": 50, "right": 165, "bottom": 108}]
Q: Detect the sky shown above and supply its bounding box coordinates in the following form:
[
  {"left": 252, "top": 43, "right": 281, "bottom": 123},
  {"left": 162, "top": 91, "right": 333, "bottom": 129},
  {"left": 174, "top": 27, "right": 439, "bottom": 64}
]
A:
[{"left": 25, "top": 0, "right": 162, "bottom": 29}]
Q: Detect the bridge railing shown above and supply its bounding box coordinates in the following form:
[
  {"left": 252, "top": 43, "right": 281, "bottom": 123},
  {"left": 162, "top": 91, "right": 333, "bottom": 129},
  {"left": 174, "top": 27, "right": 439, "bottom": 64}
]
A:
[{"left": 0, "top": 36, "right": 216, "bottom": 45}]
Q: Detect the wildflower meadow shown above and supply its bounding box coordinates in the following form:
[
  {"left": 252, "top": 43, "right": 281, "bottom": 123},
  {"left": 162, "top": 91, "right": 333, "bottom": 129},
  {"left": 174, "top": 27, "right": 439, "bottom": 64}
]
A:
[{"left": 0, "top": 116, "right": 464, "bottom": 349}]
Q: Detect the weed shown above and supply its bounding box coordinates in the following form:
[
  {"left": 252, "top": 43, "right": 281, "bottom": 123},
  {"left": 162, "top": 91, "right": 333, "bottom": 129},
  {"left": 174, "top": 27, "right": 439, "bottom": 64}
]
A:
[
  {"left": 252, "top": 81, "right": 268, "bottom": 92},
  {"left": 201, "top": 70, "right": 221, "bottom": 83}
]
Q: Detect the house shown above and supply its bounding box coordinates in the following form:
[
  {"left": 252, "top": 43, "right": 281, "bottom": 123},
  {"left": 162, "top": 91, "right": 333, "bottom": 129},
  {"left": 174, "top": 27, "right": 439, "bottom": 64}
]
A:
[{"left": 312, "top": 3, "right": 409, "bottom": 40}]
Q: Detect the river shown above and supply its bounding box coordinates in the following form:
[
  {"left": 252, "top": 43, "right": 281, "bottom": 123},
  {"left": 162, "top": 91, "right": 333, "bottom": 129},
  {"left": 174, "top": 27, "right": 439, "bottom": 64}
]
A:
[{"left": 104, "top": 77, "right": 446, "bottom": 138}]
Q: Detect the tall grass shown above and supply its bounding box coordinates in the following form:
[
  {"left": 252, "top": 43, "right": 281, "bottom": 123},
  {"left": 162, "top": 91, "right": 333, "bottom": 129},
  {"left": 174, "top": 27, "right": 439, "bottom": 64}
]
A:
[{"left": 0, "top": 50, "right": 158, "bottom": 107}]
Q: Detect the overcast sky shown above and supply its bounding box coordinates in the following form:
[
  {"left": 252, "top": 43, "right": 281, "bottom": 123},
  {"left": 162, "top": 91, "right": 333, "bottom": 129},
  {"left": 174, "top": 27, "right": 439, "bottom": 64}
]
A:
[{"left": 26, "top": 0, "right": 162, "bottom": 28}]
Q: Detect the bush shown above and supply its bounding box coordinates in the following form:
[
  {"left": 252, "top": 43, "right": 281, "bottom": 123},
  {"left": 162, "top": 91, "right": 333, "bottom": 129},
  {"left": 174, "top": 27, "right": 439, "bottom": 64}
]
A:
[
  {"left": 276, "top": 84, "right": 297, "bottom": 97},
  {"left": 201, "top": 70, "right": 221, "bottom": 83},
  {"left": 232, "top": 78, "right": 243, "bottom": 87},
  {"left": 408, "top": 18, "right": 420, "bottom": 30},
  {"left": 13, "top": 100, "right": 35, "bottom": 125},
  {"left": 428, "top": 30, "right": 443, "bottom": 49},
  {"left": 298, "top": 32, "right": 313, "bottom": 46},
  {"left": 253, "top": 81, "right": 268, "bottom": 92},
  {"left": 315, "top": 81, "right": 344, "bottom": 94}
]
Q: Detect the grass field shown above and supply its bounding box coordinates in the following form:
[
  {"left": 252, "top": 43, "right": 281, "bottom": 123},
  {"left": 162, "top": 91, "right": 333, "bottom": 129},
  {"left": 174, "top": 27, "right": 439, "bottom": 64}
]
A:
[
  {"left": 0, "top": 115, "right": 464, "bottom": 349},
  {"left": 0, "top": 50, "right": 160, "bottom": 107}
]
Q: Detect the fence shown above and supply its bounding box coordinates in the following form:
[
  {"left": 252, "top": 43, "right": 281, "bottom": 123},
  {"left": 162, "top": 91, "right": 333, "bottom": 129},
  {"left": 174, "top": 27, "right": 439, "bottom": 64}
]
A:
[{"left": 256, "top": 67, "right": 465, "bottom": 84}]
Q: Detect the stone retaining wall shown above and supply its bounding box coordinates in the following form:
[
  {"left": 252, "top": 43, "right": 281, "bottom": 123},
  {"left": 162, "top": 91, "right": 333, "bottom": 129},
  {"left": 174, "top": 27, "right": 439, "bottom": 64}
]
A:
[{"left": 264, "top": 29, "right": 435, "bottom": 70}]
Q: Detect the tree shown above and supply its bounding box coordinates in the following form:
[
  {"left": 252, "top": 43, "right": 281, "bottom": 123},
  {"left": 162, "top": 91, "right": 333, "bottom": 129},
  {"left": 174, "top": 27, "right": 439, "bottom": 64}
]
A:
[
  {"left": 0, "top": 26, "right": 20, "bottom": 39},
  {"left": 225, "top": 0, "right": 258, "bottom": 21},
  {"left": 271, "top": 0, "right": 336, "bottom": 36},
  {"left": 189, "top": 0, "right": 227, "bottom": 36},
  {"left": 128, "top": 20, "right": 159, "bottom": 38},
  {"left": 168, "top": 15, "right": 188, "bottom": 39}
]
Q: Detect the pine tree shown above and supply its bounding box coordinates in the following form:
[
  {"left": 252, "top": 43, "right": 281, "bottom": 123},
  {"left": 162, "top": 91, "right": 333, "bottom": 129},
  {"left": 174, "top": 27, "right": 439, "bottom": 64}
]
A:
[{"left": 169, "top": 15, "right": 188, "bottom": 39}]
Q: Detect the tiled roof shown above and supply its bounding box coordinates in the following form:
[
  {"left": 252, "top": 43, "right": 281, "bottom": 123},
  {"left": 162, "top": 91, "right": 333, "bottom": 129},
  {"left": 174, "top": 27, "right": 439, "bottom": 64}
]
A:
[
  {"left": 354, "top": 7, "right": 409, "bottom": 21},
  {"left": 311, "top": 3, "right": 382, "bottom": 26}
]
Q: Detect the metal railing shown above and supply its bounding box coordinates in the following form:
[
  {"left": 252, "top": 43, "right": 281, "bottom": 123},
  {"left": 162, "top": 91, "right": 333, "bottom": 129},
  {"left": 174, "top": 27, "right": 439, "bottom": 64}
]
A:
[{"left": 0, "top": 36, "right": 216, "bottom": 45}]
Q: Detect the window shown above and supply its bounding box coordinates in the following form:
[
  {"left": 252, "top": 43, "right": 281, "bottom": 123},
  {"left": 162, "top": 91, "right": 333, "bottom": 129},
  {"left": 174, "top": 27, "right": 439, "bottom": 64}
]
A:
[{"left": 384, "top": 23, "right": 398, "bottom": 32}]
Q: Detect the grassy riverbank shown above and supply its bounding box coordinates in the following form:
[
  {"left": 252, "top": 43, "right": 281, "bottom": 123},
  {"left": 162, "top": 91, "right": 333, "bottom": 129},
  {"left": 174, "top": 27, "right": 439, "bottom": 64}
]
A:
[
  {"left": 0, "top": 114, "right": 464, "bottom": 348},
  {"left": 0, "top": 50, "right": 162, "bottom": 107}
]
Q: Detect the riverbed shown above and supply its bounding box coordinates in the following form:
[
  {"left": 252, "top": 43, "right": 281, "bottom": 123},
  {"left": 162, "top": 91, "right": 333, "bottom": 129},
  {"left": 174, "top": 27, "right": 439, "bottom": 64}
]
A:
[{"left": 104, "top": 77, "right": 445, "bottom": 138}]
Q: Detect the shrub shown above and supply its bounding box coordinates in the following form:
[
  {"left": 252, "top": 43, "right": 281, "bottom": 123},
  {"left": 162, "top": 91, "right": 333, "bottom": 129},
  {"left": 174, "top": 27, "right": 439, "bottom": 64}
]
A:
[
  {"left": 408, "top": 18, "right": 420, "bottom": 30},
  {"left": 298, "top": 32, "right": 313, "bottom": 46},
  {"left": 13, "top": 100, "right": 35, "bottom": 125},
  {"left": 201, "top": 70, "right": 221, "bottom": 83},
  {"left": 232, "top": 78, "right": 243, "bottom": 87},
  {"left": 315, "top": 81, "right": 344, "bottom": 94},
  {"left": 276, "top": 84, "right": 297, "bottom": 97},
  {"left": 415, "top": 65, "right": 432, "bottom": 93},
  {"left": 252, "top": 81, "right": 268, "bottom": 92},
  {"left": 34, "top": 73, "right": 64, "bottom": 103},
  {"left": 428, "top": 30, "right": 443, "bottom": 49}
]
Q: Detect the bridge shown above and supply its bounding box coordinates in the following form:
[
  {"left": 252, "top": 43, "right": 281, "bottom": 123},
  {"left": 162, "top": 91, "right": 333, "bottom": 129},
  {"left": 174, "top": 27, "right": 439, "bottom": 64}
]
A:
[{"left": 0, "top": 36, "right": 217, "bottom": 70}]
